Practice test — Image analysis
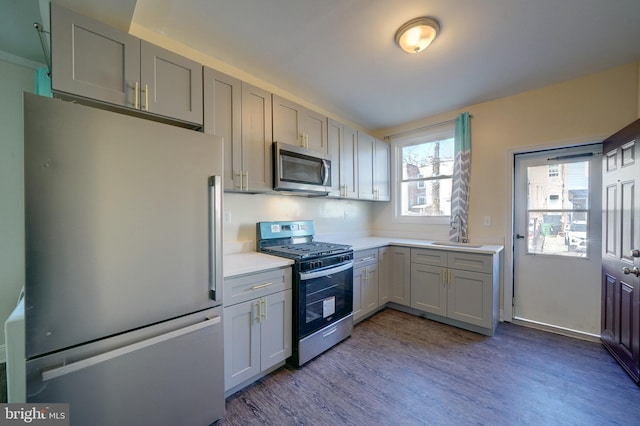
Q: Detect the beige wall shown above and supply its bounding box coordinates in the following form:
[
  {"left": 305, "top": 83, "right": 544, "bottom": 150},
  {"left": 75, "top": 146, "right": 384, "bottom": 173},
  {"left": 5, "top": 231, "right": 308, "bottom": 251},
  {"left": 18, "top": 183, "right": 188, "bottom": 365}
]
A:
[{"left": 371, "top": 61, "right": 640, "bottom": 245}]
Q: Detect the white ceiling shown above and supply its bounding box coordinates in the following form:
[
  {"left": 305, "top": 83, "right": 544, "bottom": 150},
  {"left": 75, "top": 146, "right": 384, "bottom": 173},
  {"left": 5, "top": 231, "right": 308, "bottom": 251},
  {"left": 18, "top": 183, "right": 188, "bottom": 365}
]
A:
[{"left": 3, "top": 0, "right": 640, "bottom": 130}]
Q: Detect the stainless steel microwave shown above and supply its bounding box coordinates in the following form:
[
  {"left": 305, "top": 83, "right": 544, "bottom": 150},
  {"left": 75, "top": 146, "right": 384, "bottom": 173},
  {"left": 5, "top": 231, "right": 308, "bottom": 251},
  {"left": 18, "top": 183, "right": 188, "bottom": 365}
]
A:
[{"left": 272, "top": 142, "right": 331, "bottom": 195}]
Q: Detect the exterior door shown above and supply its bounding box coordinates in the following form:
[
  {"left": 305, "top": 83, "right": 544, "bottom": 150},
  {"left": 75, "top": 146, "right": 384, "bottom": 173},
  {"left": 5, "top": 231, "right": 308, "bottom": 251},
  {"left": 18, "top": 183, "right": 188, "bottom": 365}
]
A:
[
  {"left": 601, "top": 119, "right": 640, "bottom": 383},
  {"left": 513, "top": 144, "right": 602, "bottom": 335}
]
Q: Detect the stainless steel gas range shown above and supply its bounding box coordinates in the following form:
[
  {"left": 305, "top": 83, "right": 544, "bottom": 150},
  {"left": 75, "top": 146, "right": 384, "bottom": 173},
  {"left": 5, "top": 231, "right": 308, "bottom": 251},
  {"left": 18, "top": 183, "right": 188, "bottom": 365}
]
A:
[{"left": 257, "top": 220, "right": 353, "bottom": 366}]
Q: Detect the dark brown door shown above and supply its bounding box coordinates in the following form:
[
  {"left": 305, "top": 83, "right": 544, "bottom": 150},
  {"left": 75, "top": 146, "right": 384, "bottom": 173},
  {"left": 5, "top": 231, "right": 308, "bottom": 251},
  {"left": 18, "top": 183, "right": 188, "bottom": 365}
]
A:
[{"left": 601, "top": 118, "right": 640, "bottom": 383}]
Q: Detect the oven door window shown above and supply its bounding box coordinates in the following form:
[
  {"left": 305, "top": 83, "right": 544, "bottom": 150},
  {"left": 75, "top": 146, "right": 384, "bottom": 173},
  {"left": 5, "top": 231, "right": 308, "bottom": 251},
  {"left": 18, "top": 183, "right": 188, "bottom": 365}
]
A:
[{"left": 299, "top": 266, "right": 352, "bottom": 338}]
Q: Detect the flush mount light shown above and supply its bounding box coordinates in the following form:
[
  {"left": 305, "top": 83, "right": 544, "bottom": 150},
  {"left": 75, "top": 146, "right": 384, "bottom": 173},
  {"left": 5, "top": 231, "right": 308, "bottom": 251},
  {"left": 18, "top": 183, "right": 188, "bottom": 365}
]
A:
[{"left": 395, "top": 17, "right": 440, "bottom": 54}]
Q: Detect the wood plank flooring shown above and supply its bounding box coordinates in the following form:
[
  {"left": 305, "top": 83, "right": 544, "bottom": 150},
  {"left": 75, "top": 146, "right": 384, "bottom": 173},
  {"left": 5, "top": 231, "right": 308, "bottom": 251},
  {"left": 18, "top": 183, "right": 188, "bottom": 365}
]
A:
[{"left": 219, "top": 308, "right": 640, "bottom": 426}]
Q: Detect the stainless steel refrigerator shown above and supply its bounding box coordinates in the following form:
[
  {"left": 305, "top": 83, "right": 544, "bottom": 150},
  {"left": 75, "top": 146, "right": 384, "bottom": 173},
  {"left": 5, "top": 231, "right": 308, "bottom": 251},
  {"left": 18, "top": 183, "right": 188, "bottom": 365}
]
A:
[{"left": 23, "top": 93, "right": 225, "bottom": 425}]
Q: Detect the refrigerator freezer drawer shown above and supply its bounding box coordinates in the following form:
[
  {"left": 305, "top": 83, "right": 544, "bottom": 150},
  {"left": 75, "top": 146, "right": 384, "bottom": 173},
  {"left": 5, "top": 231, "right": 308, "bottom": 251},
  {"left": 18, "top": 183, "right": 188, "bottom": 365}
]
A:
[{"left": 27, "top": 307, "right": 224, "bottom": 426}]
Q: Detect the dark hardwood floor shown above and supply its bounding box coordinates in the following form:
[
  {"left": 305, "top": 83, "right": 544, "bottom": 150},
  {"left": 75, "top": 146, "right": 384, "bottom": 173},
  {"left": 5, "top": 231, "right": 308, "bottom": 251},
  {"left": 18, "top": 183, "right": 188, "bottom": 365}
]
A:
[{"left": 220, "top": 308, "right": 640, "bottom": 426}]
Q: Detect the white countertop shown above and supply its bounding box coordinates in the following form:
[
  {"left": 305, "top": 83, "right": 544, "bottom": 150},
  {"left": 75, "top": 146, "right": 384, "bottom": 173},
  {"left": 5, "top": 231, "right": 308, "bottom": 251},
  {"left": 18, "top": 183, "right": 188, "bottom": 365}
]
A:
[
  {"left": 224, "top": 252, "right": 294, "bottom": 278},
  {"left": 335, "top": 236, "right": 504, "bottom": 255},
  {"left": 224, "top": 237, "right": 503, "bottom": 278}
]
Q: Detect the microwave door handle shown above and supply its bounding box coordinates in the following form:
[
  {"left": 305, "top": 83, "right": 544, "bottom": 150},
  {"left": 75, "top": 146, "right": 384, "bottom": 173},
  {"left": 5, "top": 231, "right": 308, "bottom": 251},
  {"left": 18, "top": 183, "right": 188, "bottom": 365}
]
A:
[{"left": 322, "top": 160, "right": 330, "bottom": 185}]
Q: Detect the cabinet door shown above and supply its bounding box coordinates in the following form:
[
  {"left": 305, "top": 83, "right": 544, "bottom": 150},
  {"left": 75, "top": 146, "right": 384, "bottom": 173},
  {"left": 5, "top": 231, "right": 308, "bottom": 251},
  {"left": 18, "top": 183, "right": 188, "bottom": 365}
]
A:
[
  {"left": 342, "top": 125, "right": 359, "bottom": 198},
  {"left": 357, "top": 131, "right": 375, "bottom": 199},
  {"left": 327, "top": 119, "right": 343, "bottom": 197},
  {"left": 203, "top": 68, "right": 242, "bottom": 190},
  {"left": 389, "top": 247, "right": 411, "bottom": 306},
  {"left": 223, "top": 300, "right": 260, "bottom": 391},
  {"left": 378, "top": 248, "right": 390, "bottom": 304},
  {"left": 242, "top": 83, "right": 273, "bottom": 192},
  {"left": 411, "top": 263, "right": 447, "bottom": 316},
  {"left": 303, "top": 109, "right": 328, "bottom": 153},
  {"left": 448, "top": 270, "right": 493, "bottom": 329},
  {"left": 272, "top": 95, "right": 302, "bottom": 147},
  {"left": 260, "top": 289, "right": 292, "bottom": 371},
  {"left": 140, "top": 41, "right": 203, "bottom": 125},
  {"left": 51, "top": 4, "right": 140, "bottom": 107},
  {"left": 374, "top": 139, "right": 390, "bottom": 201},
  {"left": 362, "top": 264, "right": 379, "bottom": 317},
  {"left": 352, "top": 267, "right": 364, "bottom": 321}
]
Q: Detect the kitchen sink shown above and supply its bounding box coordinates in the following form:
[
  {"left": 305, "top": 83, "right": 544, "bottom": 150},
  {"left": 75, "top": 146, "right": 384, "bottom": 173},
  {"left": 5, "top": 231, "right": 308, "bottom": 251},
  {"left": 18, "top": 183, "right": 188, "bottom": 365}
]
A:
[{"left": 430, "top": 241, "right": 483, "bottom": 248}]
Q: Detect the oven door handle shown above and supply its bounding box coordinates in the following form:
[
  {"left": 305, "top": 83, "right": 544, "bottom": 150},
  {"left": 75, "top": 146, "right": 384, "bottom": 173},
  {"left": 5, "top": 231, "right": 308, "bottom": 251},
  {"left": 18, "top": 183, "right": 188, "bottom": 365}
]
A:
[{"left": 299, "top": 261, "right": 353, "bottom": 281}]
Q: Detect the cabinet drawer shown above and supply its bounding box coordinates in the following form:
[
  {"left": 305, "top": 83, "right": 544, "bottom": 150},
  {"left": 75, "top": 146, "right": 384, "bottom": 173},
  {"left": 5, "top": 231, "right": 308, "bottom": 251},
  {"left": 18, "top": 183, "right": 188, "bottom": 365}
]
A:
[
  {"left": 224, "top": 268, "right": 292, "bottom": 307},
  {"left": 354, "top": 248, "right": 378, "bottom": 268},
  {"left": 447, "top": 252, "right": 493, "bottom": 274},
  {"left": 411, "top": 248, "right": 447, "bottom": 267}
]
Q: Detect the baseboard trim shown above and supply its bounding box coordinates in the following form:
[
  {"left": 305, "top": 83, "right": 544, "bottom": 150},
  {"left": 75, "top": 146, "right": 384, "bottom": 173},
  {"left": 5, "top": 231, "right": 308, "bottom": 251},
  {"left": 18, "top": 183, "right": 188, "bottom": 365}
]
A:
[{"left": 511, "top": 317, "right": 600, "bottom": 343}]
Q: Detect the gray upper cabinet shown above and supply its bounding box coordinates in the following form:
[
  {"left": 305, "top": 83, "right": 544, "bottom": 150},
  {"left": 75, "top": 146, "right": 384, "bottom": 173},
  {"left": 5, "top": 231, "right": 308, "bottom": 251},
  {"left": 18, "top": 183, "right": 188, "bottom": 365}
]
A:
[
  {"left": 51, "top": 4, "right": 203, "bottom": 126},
  {"left": 272, "top": 95, "right": 328, "bottom": 153},
  {"left": 374, "top": 138, "right": 391, "bottom": 201},
  {"left": 327, "top": 119, "right": 358, "bottom": 198},
  {"left": 139, "top": 41, "right": 203, "bottom": 125},
  {"left": 203, "top": 69, "right": 272, "bottom": 193},
  {"left": 357, "top": 131, "right": 390, "bottom": 201},
  {"left": 327, "top": 119, "right": 343, "bottom": 197},
  {"left": 241, "top": 83, "right": 273, "bottom": 193},
  {"left": 357, "top": 131, "right": 375, "bottom": 200},
  {"left": 203, "top": 68, "right": 242, "bottom": 191}
]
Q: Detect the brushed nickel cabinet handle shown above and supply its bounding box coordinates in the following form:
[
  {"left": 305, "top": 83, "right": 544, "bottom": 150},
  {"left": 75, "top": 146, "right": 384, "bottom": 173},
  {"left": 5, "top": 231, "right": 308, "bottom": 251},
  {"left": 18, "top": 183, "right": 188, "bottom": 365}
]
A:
[
  {"left": 143, "top": 84, "right": 149, "bottom": 111},
  {"left": 251, "top": 282, "right": 273, "bottom": 290},
  {"left": 134, "top": 81, "right": 139, "bottom": 109}
]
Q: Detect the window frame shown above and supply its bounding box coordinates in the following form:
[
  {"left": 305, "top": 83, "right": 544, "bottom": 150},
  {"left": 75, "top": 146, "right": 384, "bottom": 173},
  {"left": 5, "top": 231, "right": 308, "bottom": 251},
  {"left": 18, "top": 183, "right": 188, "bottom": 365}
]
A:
[{"left": 391, "top": 123, "right": 455, "bottom": 225}]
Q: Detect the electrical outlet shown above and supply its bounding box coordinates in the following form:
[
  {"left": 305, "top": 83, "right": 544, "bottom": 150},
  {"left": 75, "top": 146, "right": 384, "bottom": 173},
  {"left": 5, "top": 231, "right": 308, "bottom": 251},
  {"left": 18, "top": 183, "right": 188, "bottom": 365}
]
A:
[
  {"left": 224, "top": 210, "right": 231, "bottom": 224},
  {"left": 483, "top": 216, "right": 491, "bottom": 227}
]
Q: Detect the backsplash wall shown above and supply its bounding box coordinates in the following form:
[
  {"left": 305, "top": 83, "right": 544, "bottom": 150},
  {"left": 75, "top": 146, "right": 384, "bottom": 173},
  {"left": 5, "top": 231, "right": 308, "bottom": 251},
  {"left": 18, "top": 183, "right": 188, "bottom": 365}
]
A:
[{"left": 223, "top": 193, "right": 372, "bottom": 253}]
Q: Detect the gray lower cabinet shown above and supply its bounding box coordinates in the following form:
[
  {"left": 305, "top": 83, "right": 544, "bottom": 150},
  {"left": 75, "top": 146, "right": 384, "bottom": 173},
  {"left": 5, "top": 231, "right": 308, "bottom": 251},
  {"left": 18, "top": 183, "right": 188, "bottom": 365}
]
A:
[
  {"left": 353, "top": 249, "right": 380, "bottom": 323},
  {"left": 203, "top": 68, "right": 273, "bottom": 192},
  {"left": 410, "top": 248, "right": 499, "bottom": 335},
  {"left": 223, "top": 268, "right": 292, "bottom": 394},
  {"left": 51, "top": 4, "right": 203, "bottom": 126},
  {"left": 381, "top": 246, "right": 411, "bottom": 307}
]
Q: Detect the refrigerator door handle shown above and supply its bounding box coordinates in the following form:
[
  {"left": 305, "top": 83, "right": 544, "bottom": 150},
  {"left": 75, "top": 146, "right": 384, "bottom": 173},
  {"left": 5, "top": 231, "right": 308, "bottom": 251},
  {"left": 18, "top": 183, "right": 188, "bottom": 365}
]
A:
[
  {"left": 41, "top": 315, "right": 221, "bottom": 382},
  {"left": 209, "top": 176, "right": 223, "bottom": 303}
]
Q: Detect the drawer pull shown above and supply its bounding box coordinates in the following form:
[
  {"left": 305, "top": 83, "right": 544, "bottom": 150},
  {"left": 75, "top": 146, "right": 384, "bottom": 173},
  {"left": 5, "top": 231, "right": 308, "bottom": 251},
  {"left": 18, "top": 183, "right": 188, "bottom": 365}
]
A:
[
  {"left": 358, "top": 256, "right": 375, "bottom": 262},
  {"left": 251, "top": 282, "right": 273, "bottom": 290}
]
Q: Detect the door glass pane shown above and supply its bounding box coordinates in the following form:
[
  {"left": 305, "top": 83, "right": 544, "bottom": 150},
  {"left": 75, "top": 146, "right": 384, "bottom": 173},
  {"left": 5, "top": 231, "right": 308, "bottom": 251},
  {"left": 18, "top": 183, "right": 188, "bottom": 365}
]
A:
[{"left": 526, "top": 161, "right": 590, "bottom": 257}]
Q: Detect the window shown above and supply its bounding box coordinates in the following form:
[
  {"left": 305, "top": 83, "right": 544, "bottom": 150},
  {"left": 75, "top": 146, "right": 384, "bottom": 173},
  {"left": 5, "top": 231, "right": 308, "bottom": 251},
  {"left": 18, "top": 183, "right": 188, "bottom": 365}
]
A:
[
  {"left": 392, "top": 125, "right": 454, "bottom": 222},
  {"left": 526, "top": 160, "right": 590, "bottom": 258}
]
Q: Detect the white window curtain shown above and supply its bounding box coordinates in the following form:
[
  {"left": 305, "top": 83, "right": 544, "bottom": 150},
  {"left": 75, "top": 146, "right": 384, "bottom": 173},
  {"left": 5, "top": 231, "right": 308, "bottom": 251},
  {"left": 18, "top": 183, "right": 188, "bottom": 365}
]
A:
[{"left": 449, "top": 112, "right": 472, "bottom": 242}]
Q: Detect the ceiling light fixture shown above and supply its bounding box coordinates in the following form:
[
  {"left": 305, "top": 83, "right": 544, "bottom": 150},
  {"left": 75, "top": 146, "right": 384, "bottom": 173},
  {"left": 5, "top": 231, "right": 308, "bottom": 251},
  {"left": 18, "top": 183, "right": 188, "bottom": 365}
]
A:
[{"left": 395, "top": 17, "right": 440, "bottom": 54}]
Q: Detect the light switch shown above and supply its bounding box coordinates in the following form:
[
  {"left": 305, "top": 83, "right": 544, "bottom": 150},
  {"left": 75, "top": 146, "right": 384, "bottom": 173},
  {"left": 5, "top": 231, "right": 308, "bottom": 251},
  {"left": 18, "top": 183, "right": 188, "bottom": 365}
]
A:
[
  {"left": 224, "top": 210, "right": 232, "bottom": 224},
  {"left": 483, "top": 216, "right": 491, "bottom": 227}
]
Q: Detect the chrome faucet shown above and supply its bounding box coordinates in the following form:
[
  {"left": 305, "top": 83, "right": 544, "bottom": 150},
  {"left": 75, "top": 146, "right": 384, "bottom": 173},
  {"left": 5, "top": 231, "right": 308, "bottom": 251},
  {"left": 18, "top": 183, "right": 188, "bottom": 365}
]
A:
[{"left": 451, "top": 214, "right": 468, "bottom": 243}]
